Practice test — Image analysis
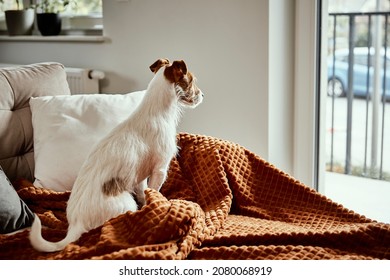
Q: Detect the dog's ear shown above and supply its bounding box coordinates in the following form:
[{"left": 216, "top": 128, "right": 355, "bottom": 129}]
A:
[
  {"left": 164, "top": 60, "right": 187, "bottom": 83},
  {"left": 150, "top": 58, "right": 170, "bottom": 73}
]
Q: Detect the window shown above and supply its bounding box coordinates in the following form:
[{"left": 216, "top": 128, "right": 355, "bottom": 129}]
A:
[
  {"left": 60, "top": 0, "right": 103, "bottom": 35},
  {"left": 323, "top": 0, "right": 390, "bottom": 223},
  {"left": 0, "top": 0, "right": 102, "bottom": 35},
  {"left": 61, "top": 0, "right": 102, "bottom": 16}
]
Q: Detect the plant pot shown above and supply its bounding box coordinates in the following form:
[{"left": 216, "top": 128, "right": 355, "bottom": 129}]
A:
[
  {"left": 5, "top": 9, "right": 34, "bottom": 36},
  {"left": 37, "top": 13, "right": 62, "bottom": 36}
]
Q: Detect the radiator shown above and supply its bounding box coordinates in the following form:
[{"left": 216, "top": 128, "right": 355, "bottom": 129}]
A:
[
  {"left": 0, "top": 63, "right": 105, "bottom": 94},
  {"left": 65, "top": 67, "right": 105, "bottom": 94}
]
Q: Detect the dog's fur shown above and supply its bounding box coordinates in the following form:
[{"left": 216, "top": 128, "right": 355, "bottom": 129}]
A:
[{"left": 29, "top": 59, "right": 204, "bottom": 252}]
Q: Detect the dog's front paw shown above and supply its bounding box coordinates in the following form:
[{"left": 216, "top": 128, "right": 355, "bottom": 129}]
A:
[{"left": 148, "top": 170, "right": 166, "bottom": 191}]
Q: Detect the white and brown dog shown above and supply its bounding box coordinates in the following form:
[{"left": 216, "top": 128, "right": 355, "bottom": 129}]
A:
[{"left": 29, "top": 59, "right": 204, "bottom": 252}]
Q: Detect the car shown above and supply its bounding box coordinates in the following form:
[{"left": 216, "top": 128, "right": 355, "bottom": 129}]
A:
[{"left": 327, "top": 47, "right": 390, "bottom": 100}]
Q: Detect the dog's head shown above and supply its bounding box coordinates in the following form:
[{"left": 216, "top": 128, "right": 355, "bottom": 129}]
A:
[{"left": 150, "top": 59, "right": 204, "bottom": 108}]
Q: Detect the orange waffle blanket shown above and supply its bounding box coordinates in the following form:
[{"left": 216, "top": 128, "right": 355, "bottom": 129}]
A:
[{"left": 1, "top": 133, "right": 389, "bottom": 259}]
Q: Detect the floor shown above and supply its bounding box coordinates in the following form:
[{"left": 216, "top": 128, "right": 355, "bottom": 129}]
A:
[{"left": 324, "top": 171, "right": 390, "bottom": 223}]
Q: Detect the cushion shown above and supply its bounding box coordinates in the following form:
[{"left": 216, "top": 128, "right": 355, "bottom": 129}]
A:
[
  {"left": 29, "top": 91, "right": 145, "bottom": 192},
  {"left": 0, "top": 62, "right": 71, "bottom": 182},
  {"left": 0, "top": 165, "right": 34, "bottom": 234}
]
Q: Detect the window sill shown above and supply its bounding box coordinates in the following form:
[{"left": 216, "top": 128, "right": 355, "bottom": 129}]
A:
[{"left": 0, "top": 35, "right": 107, "bottom": 43}]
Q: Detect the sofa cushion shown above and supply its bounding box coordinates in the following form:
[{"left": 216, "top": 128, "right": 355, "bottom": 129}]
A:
[
  {"left": 0, "top": 165, "right": 34, "bottom": 234},
  {"left": 0, "top": 63, "right": 71, "bottom": 182},
  {"left": 29, "top": 91, "right": 145, "bottom": 192}
]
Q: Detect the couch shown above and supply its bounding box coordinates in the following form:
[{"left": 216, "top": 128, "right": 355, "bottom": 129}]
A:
[{"left": 0, "top": 62, "right": 389, "bottom": 260}]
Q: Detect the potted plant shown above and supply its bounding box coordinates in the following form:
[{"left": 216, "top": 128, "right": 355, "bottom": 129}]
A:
[
  {"left": 36, "top": 0, "right": 76, "bottom": 36},
  {"left": 0, "top": 0, "right": 34, "bottom": 36}
]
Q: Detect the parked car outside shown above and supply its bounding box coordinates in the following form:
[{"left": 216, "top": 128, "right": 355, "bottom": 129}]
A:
[{"left": 327, "top": 47, "right": 390, "bottom": 100}]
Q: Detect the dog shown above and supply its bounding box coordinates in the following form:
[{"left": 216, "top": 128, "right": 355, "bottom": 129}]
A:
[{"left": 29, "top": 58, "right": 204, "bottom": 252}]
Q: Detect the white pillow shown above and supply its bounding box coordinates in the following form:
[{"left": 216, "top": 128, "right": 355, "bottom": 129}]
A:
[{"left": 29, "top": 91, "right": 145, "bottom": 192}]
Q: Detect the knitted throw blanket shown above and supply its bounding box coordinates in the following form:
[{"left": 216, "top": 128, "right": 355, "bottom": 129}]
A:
[{"left": 1, "top": 134, "right": 389, "bottom": 259}]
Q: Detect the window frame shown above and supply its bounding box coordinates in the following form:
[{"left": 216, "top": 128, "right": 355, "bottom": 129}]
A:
[{"left": 293, "top": 0, "right": 328, "bottom": 191}]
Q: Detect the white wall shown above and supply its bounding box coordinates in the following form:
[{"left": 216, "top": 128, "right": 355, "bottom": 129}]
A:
[{"left": 0, "top": 0, "right": 297, "bottom": 176}]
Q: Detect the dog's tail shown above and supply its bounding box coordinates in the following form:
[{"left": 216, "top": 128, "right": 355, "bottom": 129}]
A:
[{"left": 29, "top": 214, "right": 83, "bottom": 252}]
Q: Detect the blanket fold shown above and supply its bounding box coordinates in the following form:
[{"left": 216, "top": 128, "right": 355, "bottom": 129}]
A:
[{"left": 0, "top": 133, "right": 389, "bottom": 259}]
